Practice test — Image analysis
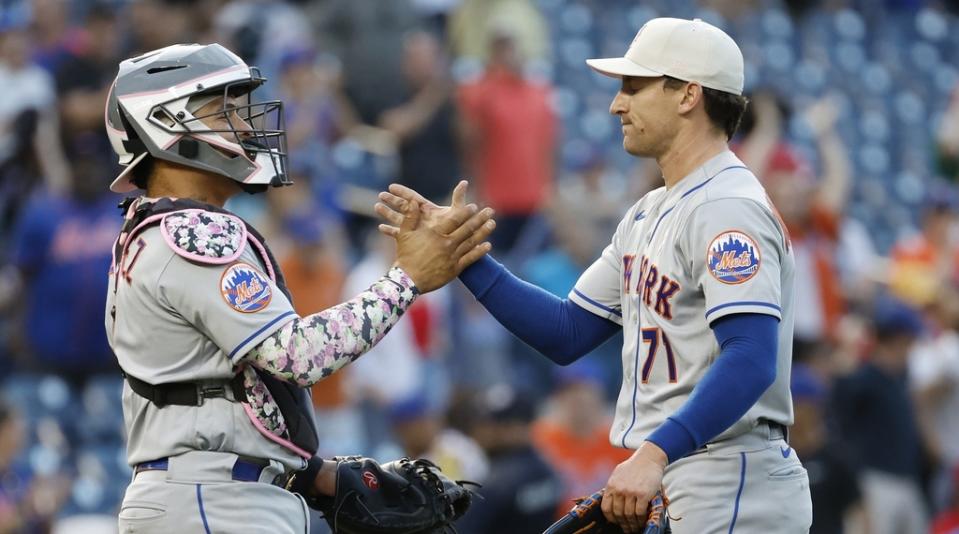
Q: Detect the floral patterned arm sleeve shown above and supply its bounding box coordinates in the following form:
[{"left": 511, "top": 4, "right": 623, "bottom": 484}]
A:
[{"left": 242, "top": 266, "right": 419, "bottom": 386}]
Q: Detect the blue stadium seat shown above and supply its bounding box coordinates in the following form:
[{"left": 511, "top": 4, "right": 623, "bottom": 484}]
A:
[
  {"left": 79, "top": 376, "right": 125, "bottom": 444},
  {"left": 560, "top": 4, "right": 593, "bottom": 35},
  {"left": 834, "top": 9, "right": 867, "bottom": 41}
]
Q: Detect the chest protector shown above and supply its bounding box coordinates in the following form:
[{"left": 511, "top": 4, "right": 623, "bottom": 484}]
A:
[{"left": 111, "top": 197, "right": 318, "bottom": 458}]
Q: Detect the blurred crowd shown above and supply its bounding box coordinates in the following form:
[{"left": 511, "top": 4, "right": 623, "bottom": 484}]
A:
[{"left": 2, "top": 0, "right": 959, "bottom": 532}]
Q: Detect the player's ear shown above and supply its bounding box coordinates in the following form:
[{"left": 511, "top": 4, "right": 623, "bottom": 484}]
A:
[{"left": 677, "top": 83, "right": 703, "bottom": 115}]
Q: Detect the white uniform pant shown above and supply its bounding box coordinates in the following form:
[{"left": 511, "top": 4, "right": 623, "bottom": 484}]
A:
[
  {"left": 860, "top": 470, "right": 928, "bottom": 534},
  {"left": 662, "top": 424, "right": 812, "bottom": 534},
  {"left": 117, "top": 451, "right": 310, "bottom": 534}
]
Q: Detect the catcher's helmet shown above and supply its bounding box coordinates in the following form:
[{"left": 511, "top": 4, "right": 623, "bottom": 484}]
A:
[{"left": 105, "top": 43, "right": 289, "bottom": 193}]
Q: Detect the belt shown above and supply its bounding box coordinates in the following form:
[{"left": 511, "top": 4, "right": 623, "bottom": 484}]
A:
[
  {"left": 687, "top": 421, "right": 788, "bottom": 457},
  {"left": 135, "top": 457, "right": 295, "bottom": 489}
]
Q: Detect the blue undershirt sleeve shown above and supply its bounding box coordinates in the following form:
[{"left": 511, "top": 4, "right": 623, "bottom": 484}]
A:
[
  {"left": 458, "top": 255, "right": 621, "bottom": 365},
  {"left": 646, "top": 313, "right": 779, "bottom": 463}
]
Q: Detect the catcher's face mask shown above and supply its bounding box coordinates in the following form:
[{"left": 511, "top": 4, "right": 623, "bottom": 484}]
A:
[
  {"left": 106, "top": 43, "right": 290, "bottom": 193},
  {"left": 179, "top": 79, "right": 289, "bottom": 189}
]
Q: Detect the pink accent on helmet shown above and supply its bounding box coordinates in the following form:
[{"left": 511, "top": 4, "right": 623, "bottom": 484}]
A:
[
  {"left": 119, "top": 64, "right": 249, "bottom": 99},
  {"left": 190, "top": 131, "right": 265, "bottom": 183}
]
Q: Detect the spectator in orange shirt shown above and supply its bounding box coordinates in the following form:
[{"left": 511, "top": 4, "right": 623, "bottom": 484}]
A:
[
  {"left": 531, "top": 361, "right": 631, "bottom": 510},
  {"left": 457, "top": 20, "right": 557, "bottom": 253},
  {"left": 889, "top": 193, "right": 959, "bottom": 307},
  {"left": 277, "top": 210, "right": 354, "bottom": 454}
]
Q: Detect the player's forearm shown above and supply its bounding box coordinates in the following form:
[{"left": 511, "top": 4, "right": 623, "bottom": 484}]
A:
[
  {"left": 244, "top": 267, "right": 418, "bottom": 386},
  {"left": 459, "top": 255, "right": 619, "bottom": 364},
  {"left": 646, "top": 313, "right": 779, "bottom": 463}
]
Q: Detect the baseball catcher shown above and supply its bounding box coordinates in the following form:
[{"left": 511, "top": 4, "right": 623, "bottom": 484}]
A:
[{"left": 105, "top": 42, "right": 493, "bottom": 533}]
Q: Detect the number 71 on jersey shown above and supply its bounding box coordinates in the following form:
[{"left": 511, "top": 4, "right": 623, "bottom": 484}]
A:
[{"left": 640, "top": 327, "right": 678, "bottom": 384}]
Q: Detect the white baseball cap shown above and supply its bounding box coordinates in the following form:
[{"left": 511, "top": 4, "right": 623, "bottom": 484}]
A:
[{"left": 586, "top": 17, "right": 745, "bottom": 95}]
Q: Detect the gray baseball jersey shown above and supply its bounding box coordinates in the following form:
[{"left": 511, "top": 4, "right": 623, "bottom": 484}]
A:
[
  {"left": 106, "top": 210, "right": 305, "bottom": 471},
  {"left": 569, "top": 150, "right": 795, "bottom": 450}
]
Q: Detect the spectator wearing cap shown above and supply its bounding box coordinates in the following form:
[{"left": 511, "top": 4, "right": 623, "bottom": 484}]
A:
[
  {"left": 457, "top": 385, "right": 563, "bottom": 534},
  {"left": 276, "top": 211, "right": 354, "bottom": 454},
  {"left": 387, "top": 394, "right": 488, "bottom": 482},
  {"left": 276, "top": 46, "right": 342, "bottom": 164},
  {"left": 791, "top": 364, "right": 868, "bottom": 534},
  {"left": 531, "top": 362, "right": 631, "bottom": 515},
  {"left": 735, "top": 90, "right": 862, "bottom": 342},
  {"left": 831, "top": 296, "right": 930, "bottom": 534}
]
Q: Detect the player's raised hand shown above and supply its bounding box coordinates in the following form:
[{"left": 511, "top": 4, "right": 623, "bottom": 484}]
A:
[
  {"left": 601, "top": 442, "right": 668, "bottom": 533},
  {"left": 376, "top": 180, "right": 477, "bottom": 236},
  {"left": 393, "top": 198, "right": 495, "bottom": 293}
]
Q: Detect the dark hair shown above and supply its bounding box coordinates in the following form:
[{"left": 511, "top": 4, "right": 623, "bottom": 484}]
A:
[
  {"left": 129, "top": 155, "right": 155, "bottom": 190},
  {"left": 662, "top": 76, "right": 749, "bottom": 140}
]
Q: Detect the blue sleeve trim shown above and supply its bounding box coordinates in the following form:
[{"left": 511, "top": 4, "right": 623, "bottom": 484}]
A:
[
  {"left": 728, "top": 452, "right": 747, "bottom": 534},
  {"left": 228, "top": 310, "right": 297, "bottom": 361},
  {"left": 457, "top": 255, "right": 505, "bottom": 299},
  {"left": 647, "top": 313, "right": 778, "bottom": 461},
  {"left": 572, "top": 288, "right": 623, "bottom": 317},
  {"left": 705, "top": 301, "right": 781, "bottom": 319},
  {"left": 459, "top": 256, "right": 620, "bottom": 365}
]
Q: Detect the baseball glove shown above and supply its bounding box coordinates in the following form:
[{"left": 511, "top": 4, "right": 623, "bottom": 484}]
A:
[
  {"left": 543, "top": 489, "right": 670, "bottom": 534},
  {"left": 314, "top": 456, "right": 475, "bottom": 534}
]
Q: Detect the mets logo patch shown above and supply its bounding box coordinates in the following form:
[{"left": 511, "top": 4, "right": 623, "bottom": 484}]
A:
[
  {"left": 220, "top": 262, "right": 272, "bottom": 313},
  {"left": 707, "top": 230, "right": 761, "bottom": 285}
]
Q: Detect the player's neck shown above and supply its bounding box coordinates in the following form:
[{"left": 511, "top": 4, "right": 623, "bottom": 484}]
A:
[
  {"left": 147, "top": 163, "right": 240, "bottom": 207},
  {"left": 656, "top": 130, "right": 729, "bottom": 190}
]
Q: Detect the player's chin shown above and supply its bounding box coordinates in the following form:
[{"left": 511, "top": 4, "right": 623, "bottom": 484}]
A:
[{"left": 622, "top": 138, "right": 645, "bottom": 157}]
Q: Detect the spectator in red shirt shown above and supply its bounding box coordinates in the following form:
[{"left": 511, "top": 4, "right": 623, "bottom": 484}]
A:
[{"left": 457, "top": 22, "right": 556, "bottom": 253}]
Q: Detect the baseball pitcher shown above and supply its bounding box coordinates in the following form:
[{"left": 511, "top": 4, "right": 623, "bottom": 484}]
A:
[{"left": 377, "top": 18, "right": 813, "bottom": 534}]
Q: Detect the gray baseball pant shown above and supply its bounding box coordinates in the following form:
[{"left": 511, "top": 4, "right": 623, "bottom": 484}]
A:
[
  {"left": 117, "top": 451, "right": 310, "bottom": 534},
  {"left": 662, "top": 423, "right": 812, "bottom": 533}
]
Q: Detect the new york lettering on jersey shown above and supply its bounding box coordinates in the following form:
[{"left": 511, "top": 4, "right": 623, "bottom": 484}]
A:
[{"left": 570, "top": 151, "right": 795, "bottom": 450}]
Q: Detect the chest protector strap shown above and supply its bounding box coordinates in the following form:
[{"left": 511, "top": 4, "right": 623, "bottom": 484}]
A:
[
  {"left": 113, "top": 197, "right": 319, "bottom": 457},
  {"left": 123, "top": 371, "right": 247, "bottom": 407}
]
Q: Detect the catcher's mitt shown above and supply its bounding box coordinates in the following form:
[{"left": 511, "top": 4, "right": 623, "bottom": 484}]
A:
[
  {"left": 543, "top": 489, "right": 670, "bottom": 534},
  {"left": 315, "top": 456, "right": 475, "bottom": 534}
]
